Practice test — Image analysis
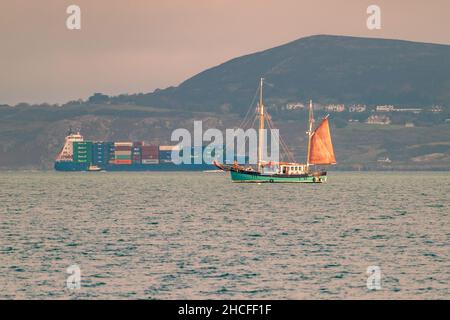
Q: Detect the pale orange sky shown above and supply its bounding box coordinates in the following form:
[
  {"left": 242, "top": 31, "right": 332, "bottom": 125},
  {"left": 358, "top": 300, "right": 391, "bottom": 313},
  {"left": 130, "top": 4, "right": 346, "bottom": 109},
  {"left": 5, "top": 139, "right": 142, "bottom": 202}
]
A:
[{"left": 1, "top": 0, "right": 449, "bottom": 105}]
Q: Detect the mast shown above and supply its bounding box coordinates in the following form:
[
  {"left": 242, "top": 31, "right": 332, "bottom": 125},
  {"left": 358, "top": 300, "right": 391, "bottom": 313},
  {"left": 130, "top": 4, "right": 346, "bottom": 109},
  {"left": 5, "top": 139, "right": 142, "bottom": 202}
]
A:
[
  {"left": 306, "top": 99, "right": 314, "bottom": 170},
  {"left": 258, "top": 78, "right": 265, "bottom": 172}
]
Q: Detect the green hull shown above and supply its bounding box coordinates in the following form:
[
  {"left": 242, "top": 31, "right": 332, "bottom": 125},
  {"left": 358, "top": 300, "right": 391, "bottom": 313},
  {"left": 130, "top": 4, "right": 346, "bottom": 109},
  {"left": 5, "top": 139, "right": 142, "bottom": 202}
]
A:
[{"left": 230, "top": 170, "right": 327, "bottom": 183}]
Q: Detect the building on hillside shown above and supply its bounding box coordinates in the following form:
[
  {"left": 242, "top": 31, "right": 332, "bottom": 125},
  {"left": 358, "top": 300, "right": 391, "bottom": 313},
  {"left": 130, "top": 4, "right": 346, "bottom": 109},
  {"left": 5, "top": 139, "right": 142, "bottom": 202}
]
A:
[
  {"left": 376, "top": 105, "right": 395, "bottom": 112},
  {"left": 377, "top": 157, "right": 392, "bottom": 163},
  {"left": 430, "top": 105, "right": 443, "bottom": 113},
  {"left": 312, "top": 103, "right": 324, "bottom": 110},
  {"left": 394, "top": 108, "right": 422, "bottom": 114},
  {"left": 366, "top": 115, "right": 391, "bottom": 125},
  {"left": 348, "top": 104, "right": 367, "bottom": 112},
  {"left": 324, "top": 104, "right": 345, "bottom": 112},
  {"left": 286, "top": 102, "right": 305, "bottom": 110}
]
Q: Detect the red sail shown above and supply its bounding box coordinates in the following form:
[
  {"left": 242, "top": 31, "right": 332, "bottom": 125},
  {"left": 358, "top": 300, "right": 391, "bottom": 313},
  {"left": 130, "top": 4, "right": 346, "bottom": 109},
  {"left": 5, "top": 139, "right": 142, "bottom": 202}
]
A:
[{"left": 308, "top": 118, "right": 336, "bottom": 165}]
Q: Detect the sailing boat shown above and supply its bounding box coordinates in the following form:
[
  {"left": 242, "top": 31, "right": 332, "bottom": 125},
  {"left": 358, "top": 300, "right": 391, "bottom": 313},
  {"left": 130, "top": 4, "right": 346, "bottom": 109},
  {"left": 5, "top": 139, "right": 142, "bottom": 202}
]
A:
[{"left": 213, "top": 78, "right": 336, "bottom": 183}]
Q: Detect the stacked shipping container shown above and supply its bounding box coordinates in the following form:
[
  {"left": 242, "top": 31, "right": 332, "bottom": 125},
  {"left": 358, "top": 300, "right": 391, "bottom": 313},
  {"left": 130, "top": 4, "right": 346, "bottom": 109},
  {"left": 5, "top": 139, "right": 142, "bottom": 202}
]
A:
[
  {"left": 141, "top": 145, "right": 159, "bottom": 164},
  {"left": 92, "top": 142, "right": 108, "bottom": 165},
  {"left": 70, "top": 141, "right": 246, "bottom": 167},
  {"left": 113, "top": 142, "right": 132, "bottom": 165},
  {"left": 73, "top": 141, "right": 92, "bottom": 163},
  {"left": 132, "top": 141, "right": 143, "bottom": 164},
  {"left": 158, "top": 145, "right": 181, "bottom": 163},
  {"left": 107, "top": 143, "right": 115, "bottom": 164}
]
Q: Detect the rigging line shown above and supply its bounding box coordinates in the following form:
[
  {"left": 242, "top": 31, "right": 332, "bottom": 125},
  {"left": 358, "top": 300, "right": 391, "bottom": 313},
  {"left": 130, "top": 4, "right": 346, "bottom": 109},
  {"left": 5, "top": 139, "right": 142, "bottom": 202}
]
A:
[
  {"left": 266, "top": 118, "right": 289, "bottom": 162},
  {"left": 241, "top": 109, "right": 255, "bottom": 131},
  {"left": 263, "top": 80, "right": 275, "bottom": 88},
  {"left": 277, "top": 127, "right": 296, "bottom": 163},
  {"left": 266, "top": 114, "right": 282, "bottom": 161},
  {"left": 266, "top": 112, "right": 295, "bottom": 162},
  {"left": 241, "top": 91, "right": 260, "bottom": 129},
  {"left": 267, "top": 110, "right": 286, "bottom": 151},
  {"left": 238, "top": 85, "right": 260, "bottom": 129},
  {"left": 250, "top": 113, "right": 258, "bottom": 131},
  {"left": 223, "top": 113, "right": 259, "bottom": 158},
  {"left": 268, "top": 121, "right": 291, "bottom": 162},
  {"left": 217, "top": 83, "right": 259, "bottom": 162}
]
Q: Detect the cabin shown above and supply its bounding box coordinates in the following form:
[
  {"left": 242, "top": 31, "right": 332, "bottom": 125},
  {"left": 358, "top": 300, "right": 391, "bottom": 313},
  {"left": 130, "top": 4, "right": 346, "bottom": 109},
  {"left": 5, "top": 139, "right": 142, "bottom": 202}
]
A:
[
  {"left": 366, "top": 115, "right": 391, "bottom": 125},
  {"left": 324, "top": 104, "right": 345, "bottom": 112},
  {"left": 279, "top": 164, "right": 307, "bottom": 175},
  {"left": 349, "top": 104, "right": 367, "bottom": 112},
  {"left": 259, "top": 162, "right": 307, "bottom": 175},
  {"left": 376, "top": 105, "right": 395, "bottom": 112}
]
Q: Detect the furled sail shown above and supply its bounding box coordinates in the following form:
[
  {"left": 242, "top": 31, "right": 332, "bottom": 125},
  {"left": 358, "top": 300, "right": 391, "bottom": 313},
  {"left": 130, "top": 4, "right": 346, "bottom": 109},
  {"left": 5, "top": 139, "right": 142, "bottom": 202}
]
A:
[{"left": 308, "top": 117, "right": 336, "bottom": 165}]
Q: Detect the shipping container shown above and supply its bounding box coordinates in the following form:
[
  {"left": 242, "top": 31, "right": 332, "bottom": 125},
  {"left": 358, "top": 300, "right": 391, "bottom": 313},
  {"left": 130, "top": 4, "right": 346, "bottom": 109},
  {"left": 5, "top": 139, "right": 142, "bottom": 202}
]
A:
[
  {"left": 158, "top": 150, "right": 173, "bottom": 160},
  {"left": 115, "top": 156, "right": 130, "bottom": 161},
  {"left": 92, "top": 158, "right": 108, "bottom": 165},
  {"left": 142, "top": 145, "right": 158, "bottom": 152},
  {"left": 141, "top": 159, "right": 159, "bottom": 164},
  {"left": 114, "top": 142, "right": 133, "bottom": 147},
  {"left": 114, "top": 150, "right": 132, "bottom": 156},
  {"left": 159, "top": 145, "right": 181, "bottom": 151},
  {"left": 114, "top": 146, "right": 132, "bottom": 152},
  {"left": 107, "top": 143, "right": 115, "bottom": 160},
  {"left": 142, "top": 145, "right": 158, "bottom": 160},
  {"left": 133, "top": 141, "right": 144, "bottom": 147},
  {"left": 142, "top": 152, "right": 158, "bottom": 156},
  {"left": 142, "top": 155, "right": 158, "bottom": 160},
  {"left": 132, "top": 147, "right": 141, "bottom": 157},
  {"left": 113, "top": 159, "right": 132, "bottom": 165},
  {"left": 73, "top": 141, "right": 92, "bottom": 163},
  {"left": 92, "top": 142, "right": 107, "bottom": 157}
]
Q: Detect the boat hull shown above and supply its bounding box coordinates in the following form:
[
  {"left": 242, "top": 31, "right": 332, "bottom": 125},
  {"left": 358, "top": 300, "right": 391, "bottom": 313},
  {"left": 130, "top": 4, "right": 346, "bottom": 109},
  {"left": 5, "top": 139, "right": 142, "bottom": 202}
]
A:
[
  {"left": 54, "top": 161, "right": 215, "bottom": 172},
  {"left": 230, "top": 170, "right": 327, "bottom": 183}
]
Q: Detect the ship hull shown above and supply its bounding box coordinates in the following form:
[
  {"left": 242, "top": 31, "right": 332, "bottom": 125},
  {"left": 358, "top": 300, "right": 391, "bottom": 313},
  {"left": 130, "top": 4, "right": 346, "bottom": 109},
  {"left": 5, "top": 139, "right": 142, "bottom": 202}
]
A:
[
  {"left": 54, "top": 161, "right": 90, "bottom": 171},
  {"left": 54, "top": 161, "right": 215, "bottom": 172},
  {"left": 230, "top": 170, "right": 327, "bottom": 183}
]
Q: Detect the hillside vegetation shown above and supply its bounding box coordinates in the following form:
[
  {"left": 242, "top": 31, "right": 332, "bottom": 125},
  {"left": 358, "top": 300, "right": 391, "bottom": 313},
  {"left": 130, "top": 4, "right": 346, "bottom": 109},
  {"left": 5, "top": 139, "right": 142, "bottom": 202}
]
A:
[{"left": 1, "top": 35, "right": 449, "bottom": 170}]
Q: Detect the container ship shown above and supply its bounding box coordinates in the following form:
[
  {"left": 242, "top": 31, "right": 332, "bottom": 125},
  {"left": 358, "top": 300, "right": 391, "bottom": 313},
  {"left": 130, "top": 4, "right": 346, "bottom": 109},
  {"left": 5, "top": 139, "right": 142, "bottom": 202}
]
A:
[{"left": 54, "top": 130, "right": 224, "bottom": 172}]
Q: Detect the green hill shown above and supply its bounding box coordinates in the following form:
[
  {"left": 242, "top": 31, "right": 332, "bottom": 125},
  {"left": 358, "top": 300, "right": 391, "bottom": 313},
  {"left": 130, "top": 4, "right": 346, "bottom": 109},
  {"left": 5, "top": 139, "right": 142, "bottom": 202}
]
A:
[
  {"left": 1, "top": 35, "right": 450, "bottom": 170},
  {"left": 123, "top": 35, "right": 450, "bottom": 112}
]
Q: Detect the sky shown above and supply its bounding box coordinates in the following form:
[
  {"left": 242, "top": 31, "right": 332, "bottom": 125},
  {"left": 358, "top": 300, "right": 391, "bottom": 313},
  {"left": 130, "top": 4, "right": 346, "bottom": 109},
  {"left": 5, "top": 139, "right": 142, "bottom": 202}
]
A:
[{"left": 1, "top": 0, "right": 450, "bottom": 105}]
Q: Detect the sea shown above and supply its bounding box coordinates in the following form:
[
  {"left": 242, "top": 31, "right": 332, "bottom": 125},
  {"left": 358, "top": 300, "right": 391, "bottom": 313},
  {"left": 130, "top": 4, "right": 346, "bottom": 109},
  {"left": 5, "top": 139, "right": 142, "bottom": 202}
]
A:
[{"left": 0, "top": 171, "right": 448, "bottom": 299}]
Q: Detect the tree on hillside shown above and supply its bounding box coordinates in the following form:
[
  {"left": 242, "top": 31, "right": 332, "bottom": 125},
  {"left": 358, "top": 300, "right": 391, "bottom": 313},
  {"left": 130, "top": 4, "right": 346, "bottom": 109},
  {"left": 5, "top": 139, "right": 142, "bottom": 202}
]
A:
[{"left": 88, "top": 93, "right": 109, "bottom": 104}]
